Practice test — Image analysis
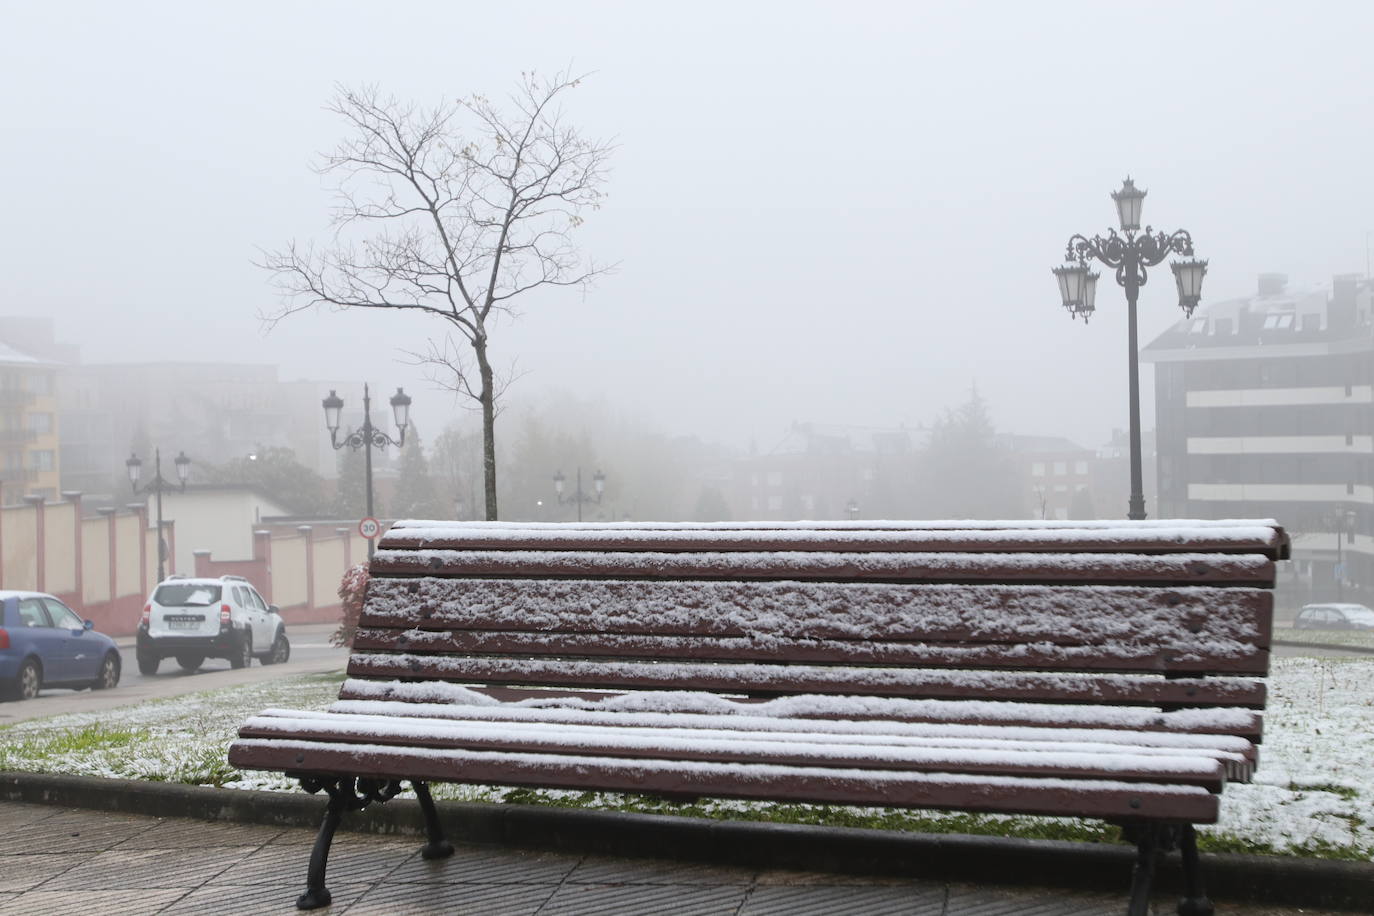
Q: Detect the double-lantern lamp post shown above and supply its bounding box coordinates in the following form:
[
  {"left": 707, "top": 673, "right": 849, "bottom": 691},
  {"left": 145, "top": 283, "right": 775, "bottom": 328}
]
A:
[
  {"left": 322, "top": 384, "right": 412, "bottom": 557},
  {"left": 553, "top": 467, "right": 605, "bottom": 522},
  {"left": 1053, "top": 178, "right": 1209, "bottom": 521},
  {"left": 126, "top": 448, "right": 191, "bottom": 583}
]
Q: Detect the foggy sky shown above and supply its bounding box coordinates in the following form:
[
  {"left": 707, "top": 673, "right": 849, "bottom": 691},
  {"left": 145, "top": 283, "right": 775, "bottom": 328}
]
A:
[{"left": 3, "top": 1, "right": 1372, "bottom": 454}]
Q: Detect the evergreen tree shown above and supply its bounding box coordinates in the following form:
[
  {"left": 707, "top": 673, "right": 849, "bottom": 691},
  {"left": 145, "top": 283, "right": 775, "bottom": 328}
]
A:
[
  {"left": 334, "top": 448, "right": 376, "bottom": 519},
  {"left": 392, "top": 428, "right": 446, "bottom": 519},
  {"left": 913, "top": 388, "right": 1025, "bottom": 519},
  {"left": 207, "top": 446, "right": 329, "bottom": 516}
]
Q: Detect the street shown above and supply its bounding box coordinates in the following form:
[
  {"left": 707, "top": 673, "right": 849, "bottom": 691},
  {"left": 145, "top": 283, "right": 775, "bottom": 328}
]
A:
[{"left": 0, "top": 623, "right": 348, "bottom": 726}]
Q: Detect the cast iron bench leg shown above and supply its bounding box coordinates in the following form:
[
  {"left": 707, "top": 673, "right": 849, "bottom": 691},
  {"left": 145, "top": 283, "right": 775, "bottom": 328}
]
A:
[
  {"left": 1126, "top": 823, "right": 1162, "bottom": 916},
  {"left": 297, "top": 788, "right": 347, "bottom": 910},
  {"left": 414, "top": 780, "right": 455, "bottom": 860},
  {"left": 1177, "top": 823, "right": 1214, "bottom": 916}
]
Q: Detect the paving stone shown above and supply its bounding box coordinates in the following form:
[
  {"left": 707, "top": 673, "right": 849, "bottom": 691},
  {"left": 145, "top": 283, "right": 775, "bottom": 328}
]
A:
[
  {"left": 162, "top": 882, "right": 372, "bottom": 914},
  {"left": 740, "top": 883, "right": 945, "bottom": 915},
  {"left": 39, "top": 845, "right": 258, "bottom": 890},
  {"left": 114, "top": 817, "right": 286, "bottom": 850},
  {"left": 2, "top": 809, "right": 160, "bottom": 851},
  {"left": 567, "top": 854, "right": 756, "bottom": 885},
  {"left": 945, "top": 883, "right": 1120, "bottom": 915},
  {"left": 345, "top": 881, "right": 555, "bottom": 915},
  {"left": 756, "top": 869, "right": 941, "bottom": 887},
  {"left": 210, "top": 841, "right": 414, "bottom": 886},
  {"left": 538, "top": 882, "right": 748, "bottom": 915},
  {"left": 0, "top": 802, "right": 60, "bottom": 830},
  {"left": 0, "top": 887, "right": 188, "bottom": 915},
  {"left": 386, "top": 846, "right": 581, "bottom": 884},
  {"left": 0, "top": 853, "right": 86, "bottom": 892}
]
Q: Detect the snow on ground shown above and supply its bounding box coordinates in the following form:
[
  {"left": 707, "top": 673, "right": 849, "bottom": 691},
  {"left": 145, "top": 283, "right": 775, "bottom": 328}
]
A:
[{"left": 0, "top": 658, "right": 1369, "bottom": 859}]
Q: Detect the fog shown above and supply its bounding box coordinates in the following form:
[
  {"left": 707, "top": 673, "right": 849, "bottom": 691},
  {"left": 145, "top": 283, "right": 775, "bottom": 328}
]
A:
[{"left": 3, "top": 0, "right": 1372, "bottom": 452}]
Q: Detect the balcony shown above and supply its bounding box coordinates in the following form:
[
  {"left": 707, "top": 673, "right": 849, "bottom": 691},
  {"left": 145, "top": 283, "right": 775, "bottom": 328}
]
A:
[
  {"left": 0, "top": 468, "right": 38, "bottom": 484},
  {"left": 0, "top": 429, "right": 37, "bottom": 446},
  {"left": 0, "top": 389, "right": 36, "bottom": 408}
]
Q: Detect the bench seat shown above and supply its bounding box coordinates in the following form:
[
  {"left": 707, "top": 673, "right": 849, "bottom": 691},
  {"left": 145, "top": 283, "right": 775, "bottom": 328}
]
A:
[{"left": 228, "top": 518, "right": 1287, "bottom": 914}]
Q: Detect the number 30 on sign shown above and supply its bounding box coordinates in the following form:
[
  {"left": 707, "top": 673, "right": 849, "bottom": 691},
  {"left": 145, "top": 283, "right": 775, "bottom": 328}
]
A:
[{"left": 358, "top": 517, "right": 382, "bottom": 539}]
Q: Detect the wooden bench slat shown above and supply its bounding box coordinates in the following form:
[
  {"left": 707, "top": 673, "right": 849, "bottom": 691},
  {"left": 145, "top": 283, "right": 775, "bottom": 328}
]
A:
[
  {"left": 324, "top": 694, "right": 1261, "bottom": 757},
  {"left": 379, "top": 525, "right": 1289, "bottom": 559},
  {"left": 235, "top": 714, "right": 1231, "bottom": 789},
  {"left": 333, "top": 680, "right": 1265, "bottom": 738},
  {"left": 351, "top": 627, "right": 1270, "bottom": 676},
  {"left": 227, "top": 738, "right": 1221, "bottom": 823},
  {"left": 345, "top": 655, "right": 1267, "bottom": 708},
  {"left": 369, "top": 550, "right": 1275, "bottom": 586}
]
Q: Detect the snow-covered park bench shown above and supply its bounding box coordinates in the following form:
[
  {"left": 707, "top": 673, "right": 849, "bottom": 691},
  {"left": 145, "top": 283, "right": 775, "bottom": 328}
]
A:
[{"left": 228, "top": 518, "right": 1288, "bottom": 914}]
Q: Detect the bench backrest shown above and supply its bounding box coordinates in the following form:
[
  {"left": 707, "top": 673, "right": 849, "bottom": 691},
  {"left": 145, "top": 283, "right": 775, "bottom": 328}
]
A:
[{"left": 348, "top": 520, "right": 1285, "bottom": 739}]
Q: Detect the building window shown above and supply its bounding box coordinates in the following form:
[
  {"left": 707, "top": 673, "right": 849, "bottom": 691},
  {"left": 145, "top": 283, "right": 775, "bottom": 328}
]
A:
[
  {"left": 29, "top": 450, "right": 55, "bottom": 471},
  {"left": 1074, "top": 460, "right": 1088, "bottom": 475},
  {"left": 1031, "top": 462, "right": 1045, "bottom": 477},
  {"left": 1261, "top": 313, "right": 1294, "bottom": 330},
  {"left": 766, "top": 495, "right": 782, "bottom": 511},
  {"left": 27, "top": 413, "right": 52, "bottom": 435},
  {"left": 24, "top": 373, "right": 52, "bottom": 396},
  {"left": 766, "top": 471, "right": 782, "bottom": 487}
]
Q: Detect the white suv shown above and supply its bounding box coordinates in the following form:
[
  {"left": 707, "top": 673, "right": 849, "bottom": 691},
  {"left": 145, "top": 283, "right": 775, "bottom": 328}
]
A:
[{"left": 136, "top": 575, "right": 290, "bottom": 675}]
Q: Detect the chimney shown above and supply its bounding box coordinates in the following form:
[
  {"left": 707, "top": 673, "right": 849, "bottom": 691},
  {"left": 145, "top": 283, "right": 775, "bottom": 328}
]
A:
[{"left": 1257, "top": 273, "right": 1287, "bottom": 296}]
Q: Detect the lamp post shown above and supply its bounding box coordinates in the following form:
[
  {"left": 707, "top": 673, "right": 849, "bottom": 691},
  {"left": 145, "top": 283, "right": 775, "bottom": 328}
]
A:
[
  {"left": 126, "top": 448, "right": 191, "bottom": 583},
  {"left": 1054, "top": 177, "right": 1208, "bottom": 520},
  {"left": 845, "top": 499, "right": 859, "bottom": 521},
  {"left": 322, "top": 384, "right": 411, "bottom": 557},
  {"left": 1329, "top": 509, "right": 1358, "bottom": 602},
  {"left": 552, "top": 467, "right": 605, "bottom": 522}
]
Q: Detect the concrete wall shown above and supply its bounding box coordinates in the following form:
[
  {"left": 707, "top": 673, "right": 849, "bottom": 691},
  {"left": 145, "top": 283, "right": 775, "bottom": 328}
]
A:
[
  {"left": 193, "top": 526, "right": 356, "bottom": 628},
  {"left": 160, "top": 488, "right": 292, "bottom": 574},
  {"left": 0, "top": 495, "right": 156, "bottom": 635}
]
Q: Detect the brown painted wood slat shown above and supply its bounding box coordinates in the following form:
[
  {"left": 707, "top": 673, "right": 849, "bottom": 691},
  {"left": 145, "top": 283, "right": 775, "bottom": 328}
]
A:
[
  {"left": 330, "top": 682, "right": 1262, "bottom": 740},
  {"left": 234, "top": 716, "right": 1229, "bottom": 790},
  {"left": 359, "top": 578, "right": 1271, "bottom": 661},
  {"left": 378, "top": 526, "right": 1289, "bottom": 559},
  {"left": 227, "top": 738, "right": 1221, "bottom": 823},
  {"left": 368, "top": 550, "right": 1276, "bottom": 586},
  {"left": 349, "top": 627, "right": 1270, "bottom": 675},
  {"left": 344, "top": 655, "right": 1268, "bottom": 708}
]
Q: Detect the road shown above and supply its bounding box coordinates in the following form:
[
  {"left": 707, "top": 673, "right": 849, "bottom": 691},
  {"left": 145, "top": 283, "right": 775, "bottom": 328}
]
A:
[{"left": 0, "top": 623, "right": 349, "bottom": 725}]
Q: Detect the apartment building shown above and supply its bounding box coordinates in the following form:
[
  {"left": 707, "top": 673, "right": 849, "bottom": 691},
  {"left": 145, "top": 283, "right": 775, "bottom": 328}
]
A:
[{"left": 1143, "top": 272, "right": 1374, "bottom": 604}]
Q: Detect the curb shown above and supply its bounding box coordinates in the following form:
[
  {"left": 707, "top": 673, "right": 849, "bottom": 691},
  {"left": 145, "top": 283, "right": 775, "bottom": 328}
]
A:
[
  {"left": 1273, "top": 638, "right": 1374, "bottom": 655},
  {"left": 2, "top": 772, "right": 1371, "bottom": 911}
]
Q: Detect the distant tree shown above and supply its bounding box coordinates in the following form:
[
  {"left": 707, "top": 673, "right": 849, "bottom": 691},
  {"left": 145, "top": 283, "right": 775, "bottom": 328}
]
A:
[
  {"left": 391, "top": 427, "right": 446, "bottom": 519},
  {"left": 432, "top": 422, "right": 484, "bottom": 518},
  {"left": 913, "top": 388, "right": 1025, "bottom": 519},
  {"left": 205, "top": 446, "right": 329, "bottom": 516},
  {"left": 260, "top": 72, "right": 614, "bottom": 521},
  {"left": 693, "top": 486, "right": 732, "bottom": 522},
  {"left": 1069, "top": 485, "right": 1097, "bottom": 520},
  {"left": 333, "top": 448, "right": 379, "bottom": 519}
]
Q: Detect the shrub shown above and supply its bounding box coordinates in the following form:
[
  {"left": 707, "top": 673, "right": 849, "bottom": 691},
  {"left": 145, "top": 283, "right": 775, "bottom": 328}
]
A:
[{"left": 331, "top": 562, "right": 370, "bottom": 647}]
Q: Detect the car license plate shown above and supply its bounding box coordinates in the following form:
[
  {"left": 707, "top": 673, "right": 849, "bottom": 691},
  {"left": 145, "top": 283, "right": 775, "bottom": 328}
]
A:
[{"left": 168, "top": 619, "right": 199, "bottom": 630}]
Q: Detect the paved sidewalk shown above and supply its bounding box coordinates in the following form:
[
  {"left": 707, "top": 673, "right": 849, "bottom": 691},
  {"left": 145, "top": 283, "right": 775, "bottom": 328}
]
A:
[{"left": 0, "top": 801, "right": 1353, "bottom": 915}]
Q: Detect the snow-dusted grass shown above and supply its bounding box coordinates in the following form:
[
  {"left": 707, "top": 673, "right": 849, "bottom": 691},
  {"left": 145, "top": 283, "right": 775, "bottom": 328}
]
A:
[
  {"left": 0, "top": 658, "right": 1370, "bottom": 860},
  {"left": 1271, "top": 626, "right": 1374, "bottom": 651}
]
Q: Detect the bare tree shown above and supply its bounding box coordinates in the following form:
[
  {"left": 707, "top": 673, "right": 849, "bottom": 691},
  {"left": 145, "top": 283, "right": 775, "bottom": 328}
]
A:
[{"left": 260, "top": 71, "right": 613, "bottom": 520}]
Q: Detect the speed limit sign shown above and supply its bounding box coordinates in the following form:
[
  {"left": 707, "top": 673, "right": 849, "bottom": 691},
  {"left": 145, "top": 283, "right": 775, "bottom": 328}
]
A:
[{"left": 358, "top": 517, "right": 381, "bottom": 539}]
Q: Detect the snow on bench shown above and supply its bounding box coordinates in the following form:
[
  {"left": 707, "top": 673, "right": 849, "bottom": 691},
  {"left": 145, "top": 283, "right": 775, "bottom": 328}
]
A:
[{"left": 227, "top": 518, "right": 1287, "bottom": 914}]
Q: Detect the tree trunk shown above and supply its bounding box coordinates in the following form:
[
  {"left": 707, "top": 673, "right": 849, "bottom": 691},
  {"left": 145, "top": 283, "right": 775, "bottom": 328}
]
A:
[{"left": 475, "top": 338, "right": 499, "bottom": 520}]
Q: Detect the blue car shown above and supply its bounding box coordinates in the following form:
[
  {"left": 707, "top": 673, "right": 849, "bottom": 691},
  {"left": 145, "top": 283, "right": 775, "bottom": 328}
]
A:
[{"left": 0, "top": 591, "right": 122, "bottom": 700}]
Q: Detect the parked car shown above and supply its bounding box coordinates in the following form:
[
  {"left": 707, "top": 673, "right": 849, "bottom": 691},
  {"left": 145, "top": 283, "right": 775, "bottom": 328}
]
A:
[
  {"left": 1294, "top": 603, "right": 1374, "bottom": 631},
  {"left": 0, "top": 591, "right": 122, "bottom": 700},
  {"left": 136, "top": 575, "right": 290, "bottom": 675}
]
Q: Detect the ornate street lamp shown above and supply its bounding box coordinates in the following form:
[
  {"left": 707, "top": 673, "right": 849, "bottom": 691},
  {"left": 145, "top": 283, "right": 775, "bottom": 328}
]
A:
[
  {"left": 553, "top": 467, "right": 605, "bottom": 522},
  {"left": 127, "top": 448, "right": 191, "bottom": 582},
  {"left": 323, "top": 384, "right": 411, "bottom": 557},
  {"left": 1054, "top": 177, "right": 1207, "bottom": 520}
]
